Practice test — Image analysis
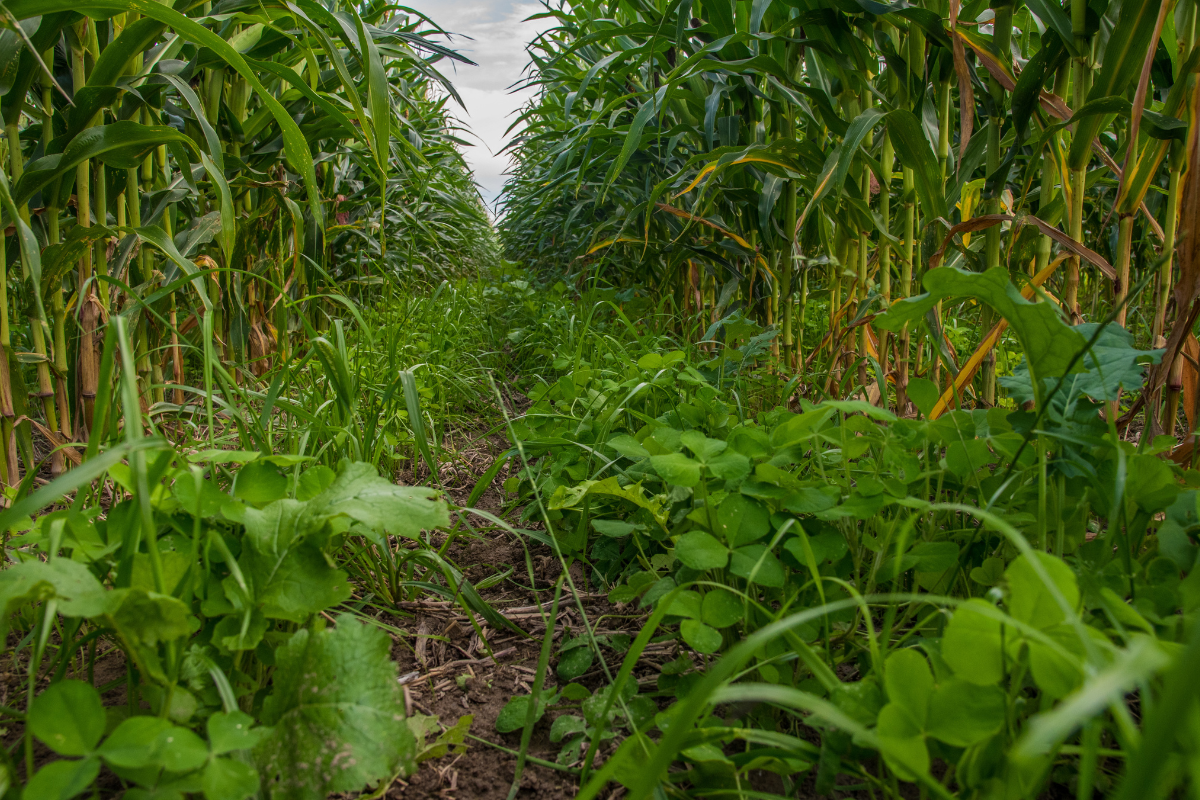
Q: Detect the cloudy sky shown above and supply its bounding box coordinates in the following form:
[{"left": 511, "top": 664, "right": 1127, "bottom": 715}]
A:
[{"left": 403, "top": 1, "right": 552, "bottom": 212}]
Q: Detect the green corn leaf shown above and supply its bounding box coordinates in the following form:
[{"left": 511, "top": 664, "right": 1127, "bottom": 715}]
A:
[
  {"left": 884, "top": 109, "right": 947, "bottom": 222},
  {"left": 1068, "top": 0, "right": 1166, "bottom": 170},
  {"left": 15, "top": 122, "right": 198, "bottom": 207}
]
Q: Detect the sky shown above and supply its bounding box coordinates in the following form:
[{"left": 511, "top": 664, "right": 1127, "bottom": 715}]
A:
[{"left": 403, "top": 1, "right": 552, "bottom": 213}]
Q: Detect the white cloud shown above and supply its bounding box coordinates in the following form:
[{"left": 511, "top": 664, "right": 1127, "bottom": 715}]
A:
[{"left": 403, "top": 1, "right": 550, "bottom": 212}]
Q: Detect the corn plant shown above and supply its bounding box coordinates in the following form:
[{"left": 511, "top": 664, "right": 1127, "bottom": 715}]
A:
[
  {"left": 501, "top": 0, "right": 1198, "bottom": 434},
  {"left": 0, "top": 0, "right": 493, "bottom": 485}
]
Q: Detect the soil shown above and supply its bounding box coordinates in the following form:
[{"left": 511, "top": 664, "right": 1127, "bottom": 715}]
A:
[{"left": 367, "top": 427, "right": 590, "bottom": 799}]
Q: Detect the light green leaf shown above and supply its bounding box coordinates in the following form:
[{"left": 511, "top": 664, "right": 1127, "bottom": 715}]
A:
[
  {"left": 0, "top": 559, "right": 106, "bottom": 639},
  {"left": 550, "top": 476, "right": 666, "bottom": 527},
  {"left": 29, "top": 680, "right": 105, "bottom": 757},
  {"left": 884, "top": 649, "right": 933, "bottom": 727},
  {"left": 1013, "top": 637, "right": 1170, "bottom": 760},
  {"left": 874, "top": 703, "right": 929, "bottom": 780},
  {"left": 701, "top": 589, "right": 743, "bottom": 629},
  {"left": 680, "top": 430, "right": 727, "bottom": 461},
  {"left": 550, "top": 715, "right": 586, "bottom": 743},
  {"left": 680, "top": 620, "right": 723, "bottom": 654},
  {"left": 302, "top": 461, "right": 449, "bottom": 539},
  {"left": 202, "top": 757, "right": 260, "bottom": 800},
  {"left": 877, "top": 267, "right": 1088, "bottom": 391},
  {"left": 970, "top": 557, "right": 1006, "bottom": 586},
  {"left": 706, "top": 451, "right": 751, "bottom": 481},
  {"left": 256, "top": 616, "right": 416, "bottom": 798},
  {"left": 926, "top": 679, "right": 1005, "bottom": 747},
  {"left": 675, "top": 531, "right": 729, "bottom": 570},
  {"left": 942, "top": 599, "right": 1005, "bottom": 685},
  {"left": 608, "top": 435, "right": 650, "bottom": 459},
  {"left": 496, "top": 695, "right": 545, "bottom": 734},
  {"left": 97, "top": 717, "right": 172, "bottom": 769},
  {"left": 208, "top": 712, "right": 268, "bottom": 756},
  {"left": 238, "top": 500, "right": 352, "bottom": 622},
  {"left": 662, "top": 589, "right": 702, "bottom": 619},
  {"left": 729, "top": 544, "right": 785, "bottom": 587},
  {"left": 557, "top": 647, "right": 594, "bottom": 680},
  {"left": 1006, "top": 552, "right": 1080, "bottom": 630},
  {"left": 25, "top": 757, "right": 100, "bottom": 800},
  {"left": 650, "top": 453, "right": 702, "bottom": 487}
]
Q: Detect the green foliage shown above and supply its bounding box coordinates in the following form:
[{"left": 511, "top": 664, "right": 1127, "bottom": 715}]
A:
[
  {"left": 493, "top": 274, "right": 1200, "bottom": 799},
  {"left": 4, "top": 452, "right": 454, "bottom": 798},
  {"left": 256, "top": 618, "right": 416, "bottom": 799}
]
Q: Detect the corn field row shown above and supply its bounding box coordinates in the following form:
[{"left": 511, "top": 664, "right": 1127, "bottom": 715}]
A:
[
  {"left": 0, "top": 0, "right": 492, "bottom": 485},
  {"left": 501, "top": 0, "right": 1200, "bottom": 430}
]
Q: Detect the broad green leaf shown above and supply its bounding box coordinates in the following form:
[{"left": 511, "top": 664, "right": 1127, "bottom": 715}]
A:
[
  {"left": 875, "top": 703, "right": 929, "bottom": 780},
  {"left": 257, "top": 617, "right": 416, "bottom": 798},
  {"left": 675, "top": 531, "right": 729, "bottom": 570},
  {"left": 783, "top": 487, "right": 838, "bottom": 514},
  {"left": 877, "top": 267, "right": 1088, "bottom": 391},
  {"left": 680, "top": 430, "right": 726, "bottom": 461},
  {"left": 1028, "top": 627, "right": 1087, "bottom": 699},
  {"left": 232, "top": 461, "right": 289, "bottom": 507},
  {"left": 558, "top": 647, "right": 594, "bottom": 680},
  {"left": 0, "top": 559, "right": 106, "bottom": 639},
  {"left": 768, "top": 406, "right": 837, "bottom": 447},
  {"left": 592, "top": 519, "right": 638, "bottom": 538},
  {"left": 608, "top": 434, "right": 650, "bottom": 459},
  {"left": 717, "top": 494, "right": 770, "bottom": 546},
  {"left": 549, "top": 476, "right": 667, "bottom": 528},
  {"left": 884, "top": 649, "right": 933, "bottom": 727},
  {"left": 926, "top": 679, "right": 1005, "bottom": 747},
  {"left": 943, "top": 599, "right": 1005, "bottom": 685},
  {"left": 202, "top": 757, "right": 260, "bottom": 800},
  {"left": 1006, "top": 552, "right": 1080, "bottom": 630},
  {"left": 662, "top": 590, "right": 703, "bottom": 619},
  {"left": 550, "top": 715, "right": 586, "bottom": 743},
  {"left": 1000, "top": 323, "right": 1163, "bottom": 404},
  {"left": 1013, "top": 637, "right": 1170, "bottom": 760},
  {"left": 130, "top": 551, "right": 191, "bottom": 596},
  {"left": 701, "top": 589, "right": 743, "bottom": 629},
  {"left": 29, "top": 680, "right": 105, "bottom": 756},
  {"left": 496, "top": 695, "right": 546, "bottom": 733},
  {"left": 25, "top": 757, "right": 100, "bottom": 800},
  {"left": 729, "top": 544, "right": 785, "bottom": 587},
  {"left": 97, "top": 716, "right": 173, "bottom": 769},
  {"left": 105, "top": 589, "right": 192, "bottom": 647},
  {"left": 1158, "top": 490, "right": 1200, "bottom": 569},
  {"left": 680, "top": 620, "right": 723, "bottom": 654},
  {"left": 154, "top": 725, "right": 209, "bottom": 774},
  {"left": 906, "top": 377, "right": 940, "bottom": 418},
  {"left": 650, "top": 453, "right": 703, "bottom": 487},
  {"left": 302, "top": 462, "right": 449, "bottom": 538},
  {"left": 238, "top": 500, "right": 352, "bottom": 622},
  {"left": 214, "top": 610, "right": 269, "bottom": 653},
  {"left": 945, "top": 439, "right": 992, "bottom": 478},
  {"left": 706, "top": 451, "right": 751, "bottom": 480},
  {"left": 970, "top": 557, "right": 1006, "bottom": 586},
  {"left": 208, "top": 711, "right": 268, "bottom": 755},
  {"left": 414, "top": 713, "right": 472, "bottom": 763}
]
